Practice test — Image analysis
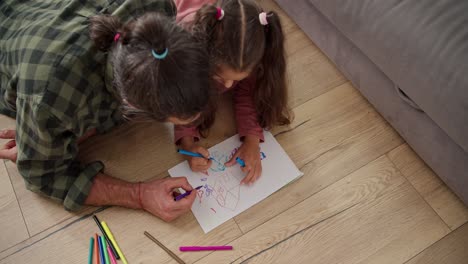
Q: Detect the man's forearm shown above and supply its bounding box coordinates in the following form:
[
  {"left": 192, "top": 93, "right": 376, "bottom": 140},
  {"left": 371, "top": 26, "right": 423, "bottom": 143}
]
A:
[{"left": 85, "top": 173, "right": 142, "bottom": 209}]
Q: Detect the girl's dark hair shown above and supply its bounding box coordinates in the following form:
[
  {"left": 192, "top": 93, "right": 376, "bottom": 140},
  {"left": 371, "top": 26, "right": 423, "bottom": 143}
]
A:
[
  {"left": 192, "top": 0, "right": 292, "bottom": 129},
  {"left": 89, "top": 12, "right": 211, "bottom": 122}
]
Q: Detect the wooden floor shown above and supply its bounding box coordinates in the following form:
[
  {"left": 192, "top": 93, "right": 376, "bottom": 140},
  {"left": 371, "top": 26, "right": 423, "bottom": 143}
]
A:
[{"left": 1, "top": 1, "right": 468, "bottom": 263}]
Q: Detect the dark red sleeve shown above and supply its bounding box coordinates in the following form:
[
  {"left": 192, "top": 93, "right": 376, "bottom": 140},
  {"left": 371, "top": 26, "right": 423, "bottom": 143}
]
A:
[
  {"left": 234, "top": 75, "right": 264, "bottom": 142},
  {"left": 174, "top": 125, "right": 200, "bottom": 145}
]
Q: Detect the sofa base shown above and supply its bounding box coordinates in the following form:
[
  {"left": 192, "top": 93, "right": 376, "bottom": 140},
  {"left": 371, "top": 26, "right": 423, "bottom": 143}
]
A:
[{"left": 276, "top": 0, "right": 468, "bottom": 205}]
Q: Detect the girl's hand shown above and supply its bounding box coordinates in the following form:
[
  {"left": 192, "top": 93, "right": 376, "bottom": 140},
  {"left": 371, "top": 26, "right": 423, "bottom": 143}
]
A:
[
  {"left": 180, "top": 137, "right": 212, "bottom": 173},
  {"left": 225, "top": 135, "right": 262, "bottom": 185}
]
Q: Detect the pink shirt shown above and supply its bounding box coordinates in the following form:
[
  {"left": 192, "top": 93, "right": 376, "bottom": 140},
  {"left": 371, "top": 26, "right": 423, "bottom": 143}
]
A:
[{"left": 174, "top": 0, "right": 264, "bottom": 144}]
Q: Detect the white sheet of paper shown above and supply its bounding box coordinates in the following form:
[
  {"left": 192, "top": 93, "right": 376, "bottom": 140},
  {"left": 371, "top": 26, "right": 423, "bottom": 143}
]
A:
[{"left": 168, "top": 131, "right": 303, "bottom": 233}]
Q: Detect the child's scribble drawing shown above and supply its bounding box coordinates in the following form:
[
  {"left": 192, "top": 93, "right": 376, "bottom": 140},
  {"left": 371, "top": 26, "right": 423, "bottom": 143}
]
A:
[
  {"left": 209, "top": 150, "right": 230, "bottom": 172},
  {"left": 197, "top": 147, "right": 268, "bottom": 212},
  {"left": 168, "top": 131, "right": 303, "bottom": 233},
  {"left": 196, "top": 170, "right": 242, "bottom": 211}
]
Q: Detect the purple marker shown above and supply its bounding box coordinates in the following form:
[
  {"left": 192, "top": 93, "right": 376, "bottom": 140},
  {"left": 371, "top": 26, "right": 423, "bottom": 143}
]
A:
[
  {"left": 174, "top": 186, "right": 203, "bottom": 201},
  {"left": 179, "top": 246, "right": 233, "bottom": 251}
]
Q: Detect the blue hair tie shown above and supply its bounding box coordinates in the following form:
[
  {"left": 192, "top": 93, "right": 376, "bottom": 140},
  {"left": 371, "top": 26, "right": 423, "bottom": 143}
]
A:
[{"left": 151, "top": 48, "right": 168, "bottom": 59}]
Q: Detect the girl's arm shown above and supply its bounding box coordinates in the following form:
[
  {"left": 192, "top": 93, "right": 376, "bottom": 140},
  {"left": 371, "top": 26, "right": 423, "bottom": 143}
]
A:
[
  {"left": 233, "top": 75, "right": 264, "bottom": 142},
  {"left": 225, "top": 75, "right": 264, "bottom": 184}
]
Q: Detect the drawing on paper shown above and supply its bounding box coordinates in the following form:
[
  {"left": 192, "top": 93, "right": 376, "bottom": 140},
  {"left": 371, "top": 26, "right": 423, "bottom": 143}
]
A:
[
  {"left": 196, "top": 169, "right": 242, "bottom": 211},
  {"left": 196, "top": 147, "right": 269, "bottom": 212},
  {"left": 209, "top": 150, "right": 229, "bottom": 172}
]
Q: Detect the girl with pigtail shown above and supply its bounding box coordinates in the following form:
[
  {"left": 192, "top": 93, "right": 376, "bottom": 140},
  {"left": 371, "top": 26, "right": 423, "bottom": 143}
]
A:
[{"left": 174, "top": 0, "right": 292, "bottom": 184}]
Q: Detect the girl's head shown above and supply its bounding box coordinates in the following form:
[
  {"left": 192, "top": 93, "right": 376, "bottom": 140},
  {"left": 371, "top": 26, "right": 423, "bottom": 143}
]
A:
[
  {"left": 89, "top": 13, "right": 210, "bottom": 125},
  {"left": 193, "top": 0, "right": 292, "bottom": 128}
]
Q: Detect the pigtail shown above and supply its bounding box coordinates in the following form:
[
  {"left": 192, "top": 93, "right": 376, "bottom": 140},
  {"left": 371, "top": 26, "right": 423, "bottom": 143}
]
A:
[
  {"left": 192, "top": 4, "right": 223, "bottom": 137},
  {"left": 255, "top": 11, "right": 292, "bottom": 128},
  {"left": 89, "top": 15, "right": 123, "bottom": 51},
  {"left": 192, "top": 4, "right": 222, "bottom": 49}
]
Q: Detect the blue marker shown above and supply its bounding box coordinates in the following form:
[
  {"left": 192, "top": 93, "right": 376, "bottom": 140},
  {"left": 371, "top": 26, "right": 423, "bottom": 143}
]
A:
[
  {"left": 98, "top": 235, "right": 105, "bottom": 264},
  {"left": 177, "top": 149, "right": 213, "bottom": 160},
  {"left": 236, "top": 157, "right": 246, "bottom": 167}
]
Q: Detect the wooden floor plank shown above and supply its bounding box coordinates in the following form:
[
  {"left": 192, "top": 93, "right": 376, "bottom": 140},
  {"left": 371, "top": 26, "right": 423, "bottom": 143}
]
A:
[
  {"left": 388, "top": 144, "right": 468, "bottom": 230},
  {"left": 5, "top": 162, "right": 96, "bottom": 237},
  {"left": 235, "top": 82, "right": 403, "bottom": 232},
  {"left": 0, "top": 205, "right": 242, "bottom": 264},
  {"left": 405, "top": 223, "right": 468, "bottom": 264},
  {"left": 0, "top": 161, "right": 29, "bottom": 253},
  {"left": 196, "top": 156, "right": 450, "bottom": 264}
]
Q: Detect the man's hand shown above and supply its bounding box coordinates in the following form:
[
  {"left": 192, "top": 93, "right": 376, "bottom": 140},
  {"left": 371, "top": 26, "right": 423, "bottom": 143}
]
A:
[
  {"left": 0, "top": 129, "right": 17, "bottom": 162},
  {"left": 85, "top": 174, "right": 196, "bottom": 222},
  {"left": 140, "top": 177, "right": 196, "bottom": 222}
]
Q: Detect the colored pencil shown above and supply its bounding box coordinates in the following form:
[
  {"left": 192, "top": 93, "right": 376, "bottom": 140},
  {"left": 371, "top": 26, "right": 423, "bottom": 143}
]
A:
[
  {"left": 101, "top": 236, "right": 110, "bottom": 264},
  {"left": 94, "top": 234, "right": 100, "bottom": 264},
  {"left": 97, "top": 236, "right": 105, "bottom": 264},
  {"left": 101, "top": 221, "right": 128, "bottom": 264},
  {"left": 179, "top": 246, "right": 233, "bottom": 251},
  {"left": 177, "top": 149, "right": 213, "bottom": 160},
  {"left": 107, "top": 245, "right": 118, "bottom": 264},
  {"left": 144, "top": 231, "right": 185, "bottom": 264},
  {"left": 174, "top": 186, "right": 203, "bottom": 201},
  {"left": 88, "top": 237, "right": 94, "bottom": 264},
  {"left": 92, "top": 215, "right": 120, "bottom": 259},
  {"left": 236, "top": 157, "right": 246, "bottom": 167}
]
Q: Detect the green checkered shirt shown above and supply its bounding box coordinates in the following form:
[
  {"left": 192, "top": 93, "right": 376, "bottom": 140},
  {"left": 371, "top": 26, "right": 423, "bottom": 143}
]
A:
[{"left": 0, "top": 0, "right": 176, "bottom": 211}]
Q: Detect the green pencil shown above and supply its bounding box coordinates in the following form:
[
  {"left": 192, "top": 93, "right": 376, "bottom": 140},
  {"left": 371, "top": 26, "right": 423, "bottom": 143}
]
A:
[
  {"left": 88, "top": 237, "right": 94, "bottom": 264},
  {"left": 101, "top": 236, "right": 110, "bottom": 264}
]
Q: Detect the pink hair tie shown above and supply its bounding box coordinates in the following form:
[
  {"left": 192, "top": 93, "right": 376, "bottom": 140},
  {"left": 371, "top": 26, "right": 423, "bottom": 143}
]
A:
[
  {"left": 113, "top": 33, "right": 121, "bottom": 42},
  {"left": 215, "top": 7, "right": 225, "bottom": 20},
  {"left": 259, "top": 12, "right": 268, "bottom": 25}
]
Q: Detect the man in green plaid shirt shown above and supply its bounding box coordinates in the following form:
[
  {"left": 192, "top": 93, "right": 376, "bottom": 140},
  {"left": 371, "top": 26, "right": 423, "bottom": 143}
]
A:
[{"left": 0, "top": 0, "right": 200, "bottom": 221}]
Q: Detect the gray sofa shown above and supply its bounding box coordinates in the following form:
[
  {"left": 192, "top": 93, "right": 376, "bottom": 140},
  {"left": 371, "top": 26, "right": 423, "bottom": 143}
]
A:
[{"left": 275, "top": 0, "right": 468, "bottom": 205}]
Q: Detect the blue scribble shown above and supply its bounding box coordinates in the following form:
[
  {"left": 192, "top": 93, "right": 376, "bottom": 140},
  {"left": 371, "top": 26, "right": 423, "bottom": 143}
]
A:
[
  {"left": 209, "top": 151, "right": 229, "bottom": 172},
  {"left": 204, "top": 184, "right": 213, "bottom": 197}
]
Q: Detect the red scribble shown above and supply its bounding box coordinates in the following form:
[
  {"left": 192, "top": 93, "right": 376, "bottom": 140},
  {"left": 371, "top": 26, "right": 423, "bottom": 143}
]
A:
[{"left": 197, "top": 189, "right": 204, "bottom": 204}]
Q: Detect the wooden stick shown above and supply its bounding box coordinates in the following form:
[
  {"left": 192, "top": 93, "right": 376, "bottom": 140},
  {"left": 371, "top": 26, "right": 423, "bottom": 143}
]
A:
[{"left": 144, "top": 231, "right": 186, "bottom": 264}]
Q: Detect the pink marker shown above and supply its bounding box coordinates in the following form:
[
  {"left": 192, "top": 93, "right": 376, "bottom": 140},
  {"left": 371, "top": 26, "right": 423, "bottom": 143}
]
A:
[
  {"left": 107, "top": 245, "right": 118, "bottom": 264},
  {"left": 179, "top": 246, "right": 233, "bottom": 251}
]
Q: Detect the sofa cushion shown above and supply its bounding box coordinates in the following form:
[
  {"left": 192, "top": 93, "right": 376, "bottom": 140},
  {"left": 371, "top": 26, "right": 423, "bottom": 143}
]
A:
[{"left": 307, "top": 0, "right": 468, "bottom": 152}]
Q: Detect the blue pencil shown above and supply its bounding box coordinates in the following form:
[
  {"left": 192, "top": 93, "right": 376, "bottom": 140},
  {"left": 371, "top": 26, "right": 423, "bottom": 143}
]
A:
[
  {"left": 236, "top": 157, "right": 246, "bottom": 167},
  {"left": 98, "top": 235, "right": 106, "bottom": 264},
  {"left": 177, "top": 149, "right": 213, "bottom": 160}
]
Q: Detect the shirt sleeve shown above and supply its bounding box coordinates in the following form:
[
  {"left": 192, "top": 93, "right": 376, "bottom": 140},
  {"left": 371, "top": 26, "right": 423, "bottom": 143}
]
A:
[
  {"left": 15, "top": 98, "right": 103, "bottom": 211},
  {"left": 234, "top": 75, "right": 264, "bottom": 142},
  {"left": 174, "top": 124, "right": 201, "bottom": 145},
  {"left": 175, "top": 0, "right": 217, "bottom": 24}
]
